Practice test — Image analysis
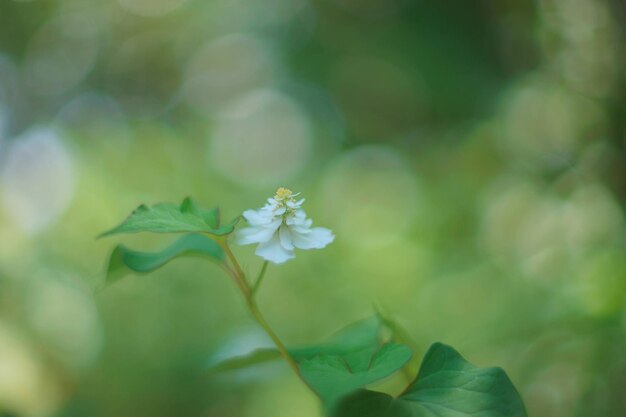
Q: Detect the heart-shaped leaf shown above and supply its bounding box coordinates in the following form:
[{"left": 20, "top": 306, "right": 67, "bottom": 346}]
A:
[
  {"left": 331, "top": 343, "right": 527, "bottom": 417},
  {"left": 400, "top": 343, "right": 526, "bottom": 416},
  {"left": 100, "top": 197, "right": 238, "bottom": 237},
  {"left": 300, "top": 343, "right": 413, "bottom": 408},
  {"left": 105, "top": 233, "right": 225, "bottom": 286}
]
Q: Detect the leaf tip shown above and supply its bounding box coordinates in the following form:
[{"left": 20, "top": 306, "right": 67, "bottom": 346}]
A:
[
  {"left": 180, "top": 197, "right": 195, "bottom": 212},
  {"left": 214, "top": 206, "right": 221, "bottom": 226},
  {"left": 97, "top": 228, "right": 115, "bottom": 239},
  {"left": 135, "top": 204, "right": 149, "bottom": 212}
]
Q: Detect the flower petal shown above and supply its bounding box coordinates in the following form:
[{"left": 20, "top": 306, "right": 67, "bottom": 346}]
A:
[
  {"left": 290, "top": 220, "right": 313, "bottom": 232},
  {"left": 236, "top": 218, "right": 281, "bottom": 245},
  {"left": 236, "top": 227, "right": 273, "bottom": 245},
  {"left": 278, "top": 225, "right": 294, "bottom": 250},
  {"left": 286, "top": 209, "right": 309, "bottom": 226},
  {"left": 255, "top": 234, "right": 295, "bottom": 264},
  {"left": 243, "top": 209, "right": 274, "bottom": 226},
  {"left": 273, "top": 206, "right": 286, "bottom": 215},
  {"left": 286, "top": 198, "right": 305, "bottom": 209},
  {"left": 291, "top": 227, "right": 334, "bottom": 250}
]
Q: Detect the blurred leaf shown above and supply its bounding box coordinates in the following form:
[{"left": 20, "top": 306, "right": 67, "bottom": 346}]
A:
[
  {"left": 206, "top": 348, "right": 281, "bottom": 374},
  {"left": 106, "top": 233, "right": 225, "bottom": 285},
  {"left": 330, "top": 390, "right": 406, "bottom": 417},
  {"left": 332, "top": 343, "right": 527, "bottom": 417},
  {"left": 99, "top": 197, "right": 238, "bottom": 237},
  {"left": 292, "top": 316, "right": 382, "bottom": 359},
  {"left": 375, "top": 303, "right": 421, "bottom": 376},
  {"left": 206, "top": 317, "right": 382, "bottom": 374},
  {"left": 300, "top": 343, "right": 412, "bottom": 408}
]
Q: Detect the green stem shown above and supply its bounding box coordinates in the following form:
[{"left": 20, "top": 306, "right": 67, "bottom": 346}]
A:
[
  {"left": 245, "top": 297, "right": 301, "bottom": 376},
  {"left": 218, "top": 240, "right": 307, "bottom": 386},
  {"left": 252, "top": 261, "right": 269, "bottom": 296},
  {"left": 220, "top": 240, "right": 250, "bottom": 296},
  {"left": 375, "top": 302, "right": 420, "bottom": 381}
]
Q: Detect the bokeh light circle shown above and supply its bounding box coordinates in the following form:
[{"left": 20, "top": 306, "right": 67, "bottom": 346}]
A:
[
  {"left": 320, "top": 145, "right": 420, "bottom": 247},
  {"left": 501, "top": 81, "right": 605, "bottom": 164},
  {"left": 183, "top": 34, "right": 274, "bottom": 116},
  {"left": 209, "top": 90, "right": 312, "bottom": 185},
  {"left": 1, "top": 128, "right": 74, "bottom": 234},
  {"left": 55, "top": 92, "right": 130, "bottom": 144},
  {"left": 108, "top": 32, "right": 181, "bottom": 118},
  {"left": 480, "top": 178, "right": 625, "bottom": 283},
  {"left": 26, "top": 274, "right": 103, "bottom": 369},
  {"left": 23, "top": 8, "right": 99, "bottom": 96},
  {"left": 0, "top": 321, "right": 60, "bottom": 417}
]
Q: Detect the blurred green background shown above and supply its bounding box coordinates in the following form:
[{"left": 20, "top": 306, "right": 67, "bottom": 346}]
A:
[{"left": 0, "top": 0, "right": 625, "bottom": 416}]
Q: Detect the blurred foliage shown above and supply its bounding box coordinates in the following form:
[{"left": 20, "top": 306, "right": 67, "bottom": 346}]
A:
[{"left": 0, "top": 0, "right": 625, "bottom": 417}]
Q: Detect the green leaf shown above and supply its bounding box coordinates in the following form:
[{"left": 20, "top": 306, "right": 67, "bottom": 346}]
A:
[
  {"left": 206, "top": 317, "right": 382, "bottom": 374},
  {"left": 106, "top": 233, "right": 225, "bottom": 285},
  {"left": 400, "top": 343, "right": 527, "bottom": 416},
  {"left": 330, "top": 390, "right": 410, "bottom": 417},
  {"left": 332, "top": 343, "right": 527, "bottom": 417},
  {"left": 291, "top": 316, "right": 382, "bottom": 359},
  {"left": 180, "top": 197, "right": 220, "bottom": 229},
  {"left": 206, "top": 348, "right": 281, "bottom": 374},
  {"left": 300, "top": 343, "right": 413, "bottom": 408},
  {"left": 99, "top": 197, "right": 238, "bottom": 237},
  {"left": 375, "top": 303, "right": 422, "bottom": 376}
]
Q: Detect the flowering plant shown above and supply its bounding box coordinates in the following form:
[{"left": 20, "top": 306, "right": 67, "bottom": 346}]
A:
[
  {"left": 236, "top": 188, "right": 334, "bottom": 264},
  {"left": 100, "top": 189, "right": 527, "bottom": 417}
]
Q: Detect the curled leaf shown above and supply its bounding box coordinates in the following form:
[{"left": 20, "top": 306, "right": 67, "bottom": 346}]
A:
[{"left": 105, "top": 233, "right": 225, "bottom": 286}]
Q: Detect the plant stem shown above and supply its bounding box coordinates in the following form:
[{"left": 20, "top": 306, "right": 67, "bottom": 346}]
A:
[
  {"left": 375, "top": 302, "right": 420, "bottom": 381},
  {"left": 218, "top": 239, "right": 308, "bottom": 385},
  {"left": 245, "top": 297, "right": 302, "bottom": 377},
  {"left": 252, "top": 261, "right": 269, "bottom": 296},
  {"left": 220, "top": 241, "right": 249, "bottom": 295}
]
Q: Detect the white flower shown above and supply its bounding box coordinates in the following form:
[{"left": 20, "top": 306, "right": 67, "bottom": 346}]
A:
[{"left": 236, "top": 188, "right": 334, "bottom": 264}]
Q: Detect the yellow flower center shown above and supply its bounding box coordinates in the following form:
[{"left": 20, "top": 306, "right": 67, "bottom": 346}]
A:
[{"left": 274, "top": 187, "right": 293, "bottom": 201}]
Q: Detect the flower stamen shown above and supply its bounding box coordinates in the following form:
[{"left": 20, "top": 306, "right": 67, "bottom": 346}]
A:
[{"left": 274, "top": 187, "right": 293, "bottom": 201}]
